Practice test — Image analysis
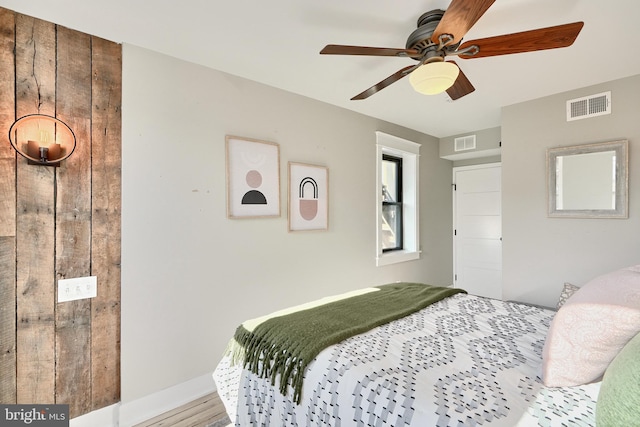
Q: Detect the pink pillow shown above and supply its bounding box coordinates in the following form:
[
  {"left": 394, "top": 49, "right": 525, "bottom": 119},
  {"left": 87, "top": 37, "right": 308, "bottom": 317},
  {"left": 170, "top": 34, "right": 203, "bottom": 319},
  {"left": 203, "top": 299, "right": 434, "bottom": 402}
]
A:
[{"left": 542, "top": 265, "right": 640, "bottom": 387}]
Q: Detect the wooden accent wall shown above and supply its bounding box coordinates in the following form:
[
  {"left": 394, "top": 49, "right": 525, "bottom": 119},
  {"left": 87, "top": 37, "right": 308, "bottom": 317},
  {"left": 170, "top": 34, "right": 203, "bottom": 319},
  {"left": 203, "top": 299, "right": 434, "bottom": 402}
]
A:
[{"left": 0, "top": 8, "right": 122, "bottom": 419}]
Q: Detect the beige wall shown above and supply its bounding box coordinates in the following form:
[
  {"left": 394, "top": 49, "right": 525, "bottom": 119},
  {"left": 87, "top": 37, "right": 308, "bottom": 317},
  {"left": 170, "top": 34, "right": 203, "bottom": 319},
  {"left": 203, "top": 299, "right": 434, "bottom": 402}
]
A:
[
  {"left": 121, "top": 44, "right": 453, "bottom": 402},
  {"left": 502, "top": 75, "right": 640, "bottom": 307}
]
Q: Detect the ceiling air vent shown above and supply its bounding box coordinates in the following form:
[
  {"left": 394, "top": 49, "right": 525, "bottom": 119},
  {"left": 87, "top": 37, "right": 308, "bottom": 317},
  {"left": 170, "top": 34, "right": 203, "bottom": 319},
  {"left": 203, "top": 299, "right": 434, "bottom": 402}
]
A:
[
  {"left": 566, "top": 91, "right": 611, "bottom": 121},
  {"left": 454, "top": 135, "right": 476, "bottom": 152}
]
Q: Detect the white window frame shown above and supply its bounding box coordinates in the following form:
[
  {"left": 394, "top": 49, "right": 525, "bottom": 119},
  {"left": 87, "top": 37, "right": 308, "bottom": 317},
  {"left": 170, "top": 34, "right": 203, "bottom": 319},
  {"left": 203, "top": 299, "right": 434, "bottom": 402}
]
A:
[{"left": 375, "top": 131, "right": 420, "bottom": 266}]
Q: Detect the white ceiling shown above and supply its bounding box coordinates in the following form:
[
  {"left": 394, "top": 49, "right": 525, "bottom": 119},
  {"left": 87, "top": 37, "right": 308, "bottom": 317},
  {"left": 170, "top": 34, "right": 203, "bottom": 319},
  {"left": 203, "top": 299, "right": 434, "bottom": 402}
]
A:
[{"left": 2, "top": 0, "right": 640, "bottom": 138}]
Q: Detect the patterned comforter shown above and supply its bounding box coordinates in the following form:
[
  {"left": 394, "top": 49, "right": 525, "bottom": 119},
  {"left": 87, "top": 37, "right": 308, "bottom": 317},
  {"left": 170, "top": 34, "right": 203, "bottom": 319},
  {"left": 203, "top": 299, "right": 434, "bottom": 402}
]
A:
[{"left": 213, "top": 293, "right": 600, "bottom": 426}]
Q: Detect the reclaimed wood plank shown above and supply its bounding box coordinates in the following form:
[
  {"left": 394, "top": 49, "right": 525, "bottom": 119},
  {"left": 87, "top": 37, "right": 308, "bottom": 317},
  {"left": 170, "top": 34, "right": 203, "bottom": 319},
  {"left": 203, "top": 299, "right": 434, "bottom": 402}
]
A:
[
  {"left": 0, "top": 7, "right": 16, "bottom": 234},
  {"left": 54, "top": 25, "right": 93, "bottom": 418},
  {"left": 0, "top": 237, "right": 16, "bottom": 403},
  {"left": 0, "top": 156, "right": 15, "bottom": 237},
  {"left": 14, "top": 13, "right": 56, "bottom": 405},
  {"left": 0, "top": 8, "right": 17, "bottom": 404},
  {"left": 90, "top": 35, "right": 122, "bottom": 410}
]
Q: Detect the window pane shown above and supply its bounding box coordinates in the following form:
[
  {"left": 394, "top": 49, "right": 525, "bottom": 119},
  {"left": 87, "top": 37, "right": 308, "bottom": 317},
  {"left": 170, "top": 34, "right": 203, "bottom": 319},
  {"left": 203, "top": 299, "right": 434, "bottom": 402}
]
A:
[
  {"left": 382, "top": 204, "right": 402, "bottom": 251},
  {"left": 382, "top": 159, "right": 398, "bottom": 202}
]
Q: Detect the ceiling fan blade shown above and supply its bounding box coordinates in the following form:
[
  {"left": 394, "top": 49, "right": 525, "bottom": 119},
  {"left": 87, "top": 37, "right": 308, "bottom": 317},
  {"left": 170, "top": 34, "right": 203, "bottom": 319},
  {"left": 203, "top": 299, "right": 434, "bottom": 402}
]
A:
[
  {"left": 351, "top": 65, "right": 415, "bottom": 100},
  {"left": 320, "top": 44, "right": 421, "bottom": 58},
  {"left": 457, "top": 22, "right": 584, "bottom": 59},
  {"left": 432, "top": 0, "right": 496, "bottom": 45},
  {"left": 445, "top": 62, "right": 475, "bottom": 100}
]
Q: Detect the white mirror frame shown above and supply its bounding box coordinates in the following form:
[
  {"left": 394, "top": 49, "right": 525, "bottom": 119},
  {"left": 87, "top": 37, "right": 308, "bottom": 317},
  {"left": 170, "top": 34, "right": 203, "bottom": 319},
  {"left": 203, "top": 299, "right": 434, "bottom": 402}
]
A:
[{"left": 547, "top": 139, "right": 628, "bottom": 218}]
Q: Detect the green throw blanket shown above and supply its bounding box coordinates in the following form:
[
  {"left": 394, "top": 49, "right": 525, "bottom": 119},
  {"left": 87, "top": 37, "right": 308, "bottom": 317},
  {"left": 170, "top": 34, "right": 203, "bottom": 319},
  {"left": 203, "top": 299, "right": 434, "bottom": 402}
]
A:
[{"left": 233, "top": 282, "right": 466, "bottom": 403}]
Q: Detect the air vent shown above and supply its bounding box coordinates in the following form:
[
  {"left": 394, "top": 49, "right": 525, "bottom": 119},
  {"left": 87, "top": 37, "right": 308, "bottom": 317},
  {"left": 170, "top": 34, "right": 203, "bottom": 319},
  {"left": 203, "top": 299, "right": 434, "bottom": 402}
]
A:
[
  {"left": 566, "top": 91, "right": 611, "bottom": 121},
  {"left": 454, "top": 135, "right": 476, "bottom": 152}
]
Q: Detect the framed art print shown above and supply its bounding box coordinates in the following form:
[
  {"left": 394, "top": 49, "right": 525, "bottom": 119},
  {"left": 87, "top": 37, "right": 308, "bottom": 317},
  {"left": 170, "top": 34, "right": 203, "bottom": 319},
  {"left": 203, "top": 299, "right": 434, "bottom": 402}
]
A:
[
  {"left": 226, "top": 136, "right": 280, "bottom": 218},
  {"left": 288, "top": 162, "right": 328, "bottom": 231}
]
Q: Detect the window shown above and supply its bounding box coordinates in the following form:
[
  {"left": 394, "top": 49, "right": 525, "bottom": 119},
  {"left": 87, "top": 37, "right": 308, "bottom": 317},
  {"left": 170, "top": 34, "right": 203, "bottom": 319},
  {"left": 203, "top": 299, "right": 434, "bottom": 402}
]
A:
[
  {"left": 381, "top": 154, "right": 403, "bottom": 252},
  {"left": 375, "top": 132, "right": 420, "bottom": 266}
]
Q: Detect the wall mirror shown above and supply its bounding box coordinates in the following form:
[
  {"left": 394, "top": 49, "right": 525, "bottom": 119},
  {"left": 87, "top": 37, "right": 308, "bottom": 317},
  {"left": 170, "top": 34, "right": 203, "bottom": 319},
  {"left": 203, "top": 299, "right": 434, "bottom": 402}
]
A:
[{"left": 547, "top": 139, "right": 628, "bottom": 218}]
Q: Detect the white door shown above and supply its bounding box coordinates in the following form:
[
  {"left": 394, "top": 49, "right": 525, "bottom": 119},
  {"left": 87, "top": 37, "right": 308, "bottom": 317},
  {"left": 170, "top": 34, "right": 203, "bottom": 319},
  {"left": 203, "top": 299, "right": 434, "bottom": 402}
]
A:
[{"left": 453, "top": 163, "right": 502, "bottom": 299}]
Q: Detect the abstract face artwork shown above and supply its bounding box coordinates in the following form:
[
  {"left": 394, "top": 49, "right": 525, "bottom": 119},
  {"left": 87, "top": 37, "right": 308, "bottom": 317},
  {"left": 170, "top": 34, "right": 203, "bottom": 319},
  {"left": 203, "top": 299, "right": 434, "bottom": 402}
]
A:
[
  {"left": 242, "top": 169, "right": 267, "bottom": 205},
  {"left": 226, "top": 136, "right": 280, "bottom": 218}
]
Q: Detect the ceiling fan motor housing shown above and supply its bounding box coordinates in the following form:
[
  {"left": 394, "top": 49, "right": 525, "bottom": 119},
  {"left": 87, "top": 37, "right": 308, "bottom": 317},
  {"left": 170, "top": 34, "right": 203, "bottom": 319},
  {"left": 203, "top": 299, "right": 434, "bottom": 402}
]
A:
[
  {"left": 406, "top": 10, "right": 443, "bottom": 50},
  {"left": 406, "top": 9, "right": 456, "bottom": 63}
]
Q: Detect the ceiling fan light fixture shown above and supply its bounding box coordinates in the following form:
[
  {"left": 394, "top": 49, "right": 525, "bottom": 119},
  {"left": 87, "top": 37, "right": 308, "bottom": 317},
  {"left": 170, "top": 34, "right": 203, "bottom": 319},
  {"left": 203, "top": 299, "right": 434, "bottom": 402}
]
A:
[{"left": 409, "top": 61, "right": 460, "bottom": 95}]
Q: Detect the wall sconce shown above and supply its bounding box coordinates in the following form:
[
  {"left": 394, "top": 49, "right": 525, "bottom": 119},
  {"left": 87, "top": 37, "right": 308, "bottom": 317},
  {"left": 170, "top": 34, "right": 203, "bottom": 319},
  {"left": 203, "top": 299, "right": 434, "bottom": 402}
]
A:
[{"left": 8, "top": 114, "right": 76, "bottom": 167}]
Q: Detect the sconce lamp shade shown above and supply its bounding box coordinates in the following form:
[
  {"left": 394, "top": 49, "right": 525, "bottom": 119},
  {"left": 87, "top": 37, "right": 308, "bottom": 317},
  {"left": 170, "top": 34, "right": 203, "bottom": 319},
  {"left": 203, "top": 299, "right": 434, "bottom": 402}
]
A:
[
  {"left": 8, "top": 114, "right": 76, "bottom": 166},
  {"left": 409, "top": 61, "right": 460, "bottom": 95}
]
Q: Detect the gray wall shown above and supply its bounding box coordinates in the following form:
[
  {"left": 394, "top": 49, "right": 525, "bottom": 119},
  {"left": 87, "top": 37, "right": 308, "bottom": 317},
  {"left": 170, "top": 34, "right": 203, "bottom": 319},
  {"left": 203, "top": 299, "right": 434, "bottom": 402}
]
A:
[
  {"left": 502, "top": 75, "right": 640, "bottom": 307},
  {"left": 120, "top": 44, "right": 453, "bottom": 402}
]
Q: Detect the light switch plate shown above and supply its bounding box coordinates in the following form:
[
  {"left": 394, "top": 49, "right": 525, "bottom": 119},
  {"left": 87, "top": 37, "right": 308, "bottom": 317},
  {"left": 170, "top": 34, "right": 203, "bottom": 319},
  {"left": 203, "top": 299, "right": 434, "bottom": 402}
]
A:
[{"left": 58, "top": 276, "right": 97, "bottom": 303}]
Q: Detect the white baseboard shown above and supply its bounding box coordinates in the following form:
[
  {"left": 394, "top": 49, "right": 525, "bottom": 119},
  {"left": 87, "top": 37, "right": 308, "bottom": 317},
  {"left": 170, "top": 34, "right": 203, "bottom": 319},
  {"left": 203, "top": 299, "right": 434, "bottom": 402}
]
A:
[
  {"left": 119, "top": 373, "right": 216, "bottom": 427},
  {"left": 70, "top": 403, "right": 119, "bottom": 427},
  {"left": 69, "top": 373, "right": 216, "bottom": 427}
]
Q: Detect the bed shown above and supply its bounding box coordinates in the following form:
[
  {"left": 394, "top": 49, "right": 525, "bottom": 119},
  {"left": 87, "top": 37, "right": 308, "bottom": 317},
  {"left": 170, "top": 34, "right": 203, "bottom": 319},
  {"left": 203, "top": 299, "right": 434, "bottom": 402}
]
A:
[{"left": 213, "top": 270, "right": 640, "bottom": 426}]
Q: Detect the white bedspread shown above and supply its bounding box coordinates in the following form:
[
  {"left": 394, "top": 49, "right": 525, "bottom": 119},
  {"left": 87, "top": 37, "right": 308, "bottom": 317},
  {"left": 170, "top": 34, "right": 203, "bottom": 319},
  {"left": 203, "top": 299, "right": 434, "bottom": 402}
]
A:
[{"left": 214, "top": 293, "right": 600, "bottom": 426}]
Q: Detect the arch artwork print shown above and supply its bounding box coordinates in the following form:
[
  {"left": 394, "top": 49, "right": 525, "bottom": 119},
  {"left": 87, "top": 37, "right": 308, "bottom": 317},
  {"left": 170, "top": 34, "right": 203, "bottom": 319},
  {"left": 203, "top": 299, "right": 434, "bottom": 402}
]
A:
[
  {"left": 288, "top": 162, "right": 328, "bottom": 231},
  {"left": 226, "top": 136, "right": 281, "bottom": 218},
  {"left": 299, "top": 177, "right": 318, "bottom": 220}
]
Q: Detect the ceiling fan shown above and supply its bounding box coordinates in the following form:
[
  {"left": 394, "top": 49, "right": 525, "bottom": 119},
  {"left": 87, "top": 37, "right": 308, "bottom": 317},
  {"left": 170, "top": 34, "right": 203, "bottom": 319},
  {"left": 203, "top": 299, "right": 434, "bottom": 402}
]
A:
[{"left": 319, "top": 0, "right": 583, "bottom": 101}]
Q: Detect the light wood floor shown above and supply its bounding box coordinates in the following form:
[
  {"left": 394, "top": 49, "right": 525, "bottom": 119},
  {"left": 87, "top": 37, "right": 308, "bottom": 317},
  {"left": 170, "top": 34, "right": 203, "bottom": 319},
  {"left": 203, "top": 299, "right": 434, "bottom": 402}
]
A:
[{"left": 133, "top": 391, "right": 231, "bottom": 427}]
